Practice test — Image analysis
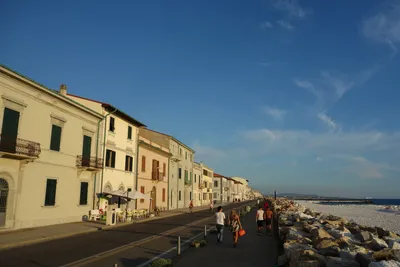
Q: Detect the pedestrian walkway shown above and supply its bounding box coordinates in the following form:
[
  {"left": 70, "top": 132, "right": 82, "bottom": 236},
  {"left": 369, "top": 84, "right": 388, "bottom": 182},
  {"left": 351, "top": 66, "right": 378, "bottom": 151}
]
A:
[
  {"left": 0, "top": 204, "right": 217, "bottom": 251},
  {"left": 173, "top": 206, "right": 277, "bottom": 267}
]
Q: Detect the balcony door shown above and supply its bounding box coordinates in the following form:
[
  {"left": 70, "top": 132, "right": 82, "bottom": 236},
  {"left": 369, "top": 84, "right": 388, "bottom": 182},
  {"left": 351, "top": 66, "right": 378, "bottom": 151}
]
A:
[
  {"left": 82, "top": 135, "right": 92, "bottom": 167},
  {"left": 0, "top": 108, "right": 20, "bottom": 153}
]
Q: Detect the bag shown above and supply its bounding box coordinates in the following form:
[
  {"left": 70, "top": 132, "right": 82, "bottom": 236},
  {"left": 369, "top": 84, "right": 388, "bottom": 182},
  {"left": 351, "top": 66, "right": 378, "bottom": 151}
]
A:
[{"left": 238, "top": 229, "right": 246, "bottom": 237}]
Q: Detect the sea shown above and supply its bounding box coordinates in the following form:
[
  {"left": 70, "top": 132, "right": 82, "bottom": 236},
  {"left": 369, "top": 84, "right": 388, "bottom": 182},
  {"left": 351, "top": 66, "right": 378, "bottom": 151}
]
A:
[{"left": 319, "top": 199, "right": 400, "bottom": 206}]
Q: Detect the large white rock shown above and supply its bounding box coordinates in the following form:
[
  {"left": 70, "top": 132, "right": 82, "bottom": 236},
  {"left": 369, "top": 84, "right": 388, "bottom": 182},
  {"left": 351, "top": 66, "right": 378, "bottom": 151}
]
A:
[{"left": 370, "top": 237, "right": 389, "bottom": 251}]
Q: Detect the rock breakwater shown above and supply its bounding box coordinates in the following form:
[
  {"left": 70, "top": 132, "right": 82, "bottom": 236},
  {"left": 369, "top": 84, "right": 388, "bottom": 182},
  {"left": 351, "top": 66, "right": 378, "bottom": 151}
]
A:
[{"left": 273, "top": 198, "right": 400, "bottom": 267}]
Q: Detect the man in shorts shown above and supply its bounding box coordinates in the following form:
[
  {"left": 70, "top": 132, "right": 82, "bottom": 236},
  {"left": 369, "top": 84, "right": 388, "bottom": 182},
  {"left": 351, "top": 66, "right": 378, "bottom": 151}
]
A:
[
  {"left": 256, "top": 206, "right": 265, "bottom": 236},
  {"left": 265, "top": 206, "right": 273, "bottom": 236}
]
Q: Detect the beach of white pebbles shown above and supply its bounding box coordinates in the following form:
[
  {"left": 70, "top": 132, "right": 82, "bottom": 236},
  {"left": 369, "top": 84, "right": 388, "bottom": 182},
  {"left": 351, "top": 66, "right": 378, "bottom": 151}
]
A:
[{"left": 297, "top": 201, "right": 400, "bottom": 235}]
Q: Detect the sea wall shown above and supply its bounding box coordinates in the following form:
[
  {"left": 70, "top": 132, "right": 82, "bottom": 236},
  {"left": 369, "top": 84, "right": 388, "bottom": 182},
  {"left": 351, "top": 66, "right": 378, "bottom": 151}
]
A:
[{"left": 272, "top": 198, "right": 400, "bottom": 267}]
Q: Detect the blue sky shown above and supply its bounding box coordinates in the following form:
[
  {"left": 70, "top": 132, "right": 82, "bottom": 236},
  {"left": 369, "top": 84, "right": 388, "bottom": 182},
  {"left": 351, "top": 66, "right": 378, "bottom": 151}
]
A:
[{"left": 2, "top": 0, "right": 400, "bottom": 198}]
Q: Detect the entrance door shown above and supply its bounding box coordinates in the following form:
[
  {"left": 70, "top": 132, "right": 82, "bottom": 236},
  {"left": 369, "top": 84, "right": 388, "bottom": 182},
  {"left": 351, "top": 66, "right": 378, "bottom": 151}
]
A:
[
  {"left": 0, "top": 179, "right": 9, "bottom": 226},
  {"left": 82, "top": 135, "right": 92, "bottom": 167},
  {"left": 0, "top": 108, "right": 20, "bottom": 153},
  {"left": 152, "top": 186, "right": 157, "bottom": 210}
]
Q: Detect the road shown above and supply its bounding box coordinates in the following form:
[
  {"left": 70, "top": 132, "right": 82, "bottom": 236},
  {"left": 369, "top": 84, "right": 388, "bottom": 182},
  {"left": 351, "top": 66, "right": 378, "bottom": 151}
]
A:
[{"left": 0, "top": 201, "right": 252, "bottom": 267}]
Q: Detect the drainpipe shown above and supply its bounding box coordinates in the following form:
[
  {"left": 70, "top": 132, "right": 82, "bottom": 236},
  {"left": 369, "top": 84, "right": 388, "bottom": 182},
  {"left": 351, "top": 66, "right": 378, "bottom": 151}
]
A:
[
  {"left": 134, "top": 130, "right": 141, "bottom": 209},
  {"left": 93, "top": 108, "right": 117, "bottom": 209},
  {"left": 98, "top": 109, "right": 117, "bottom": 209}
]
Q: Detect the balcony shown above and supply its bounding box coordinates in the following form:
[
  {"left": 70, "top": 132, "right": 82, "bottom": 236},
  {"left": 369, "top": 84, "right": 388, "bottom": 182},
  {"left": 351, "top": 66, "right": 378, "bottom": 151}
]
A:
[
  {"left": 152, "top": 171, "right": 166, "bottom": 181},
  {"left": 184, "top": 179, "right": 192, "bottom": 186},
  {"left": 0, "top": 134, "right": 41, "bottom": 159},
  {"left": 198, "top": 184, "right": 205, "bottom": 189},
  {"left": 224, "top": 187, "right": 230, "bottom": 191},
  {"left": 76, "top": 156, "right": 103, "bottom": 171}
]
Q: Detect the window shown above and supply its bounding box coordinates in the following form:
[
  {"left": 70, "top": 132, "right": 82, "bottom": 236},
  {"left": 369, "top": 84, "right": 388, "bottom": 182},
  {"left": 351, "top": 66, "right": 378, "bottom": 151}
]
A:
[
  {"left": 214, "top": 181, "right": 218, "bottom": 187},
  {"left": 213, "top": 193, "right": 218, "bottom": 199},
  {"left": 184, "top": 170, "right": 188, "bottom": 181},
  {"left": 179, "top": 190, "right": 181, "bottom": 201},
  {"left": 209, "top": 193, "right": 212, "bottom": 200},
  {"left": 203, "top": 169, "right": 208, "bottom": 176},
  {"left": 125, "top": 155, "right": 133, "bottom": 172},
  {"left": 127, "top": 126, "right": 132, "bottom": 140},
  {"left": 79, "top": 182, "right": 89, "bottom": 205},
  {"left": 190, "top": 172, "right": 192, "bottom": 182},
  {"left": 50, "top": 125, "right": 62, "bottom": 151},
  {"left": 140, "top": 186, "right": 145, "bottom": 203},
  {"left": 199, "top": 193, "right": 201, "bottom": 200},
  {"left": 162, "top": 188, "right": 166, "bottom": 202},
  {"left": 141, "top": 156, "right": 146, "bottom": 172},
  {"left": 109, "top": 117, "right": 115, "bottom": 132},
  {"left": 185, "top": 151, "right": 187, "bottom": 159},
  {"left": 190, "top": 192, "right": 192, "bottom": 200},
  {"left": 44, "top": 179, "right": 57, "bottom": 206},
  {"left": 105, "top": 149, "right": 116, "bottom": 168},
  {"left": 203, "top": 193, "right": 207, "bottom": 200},
  {"left": 194, "top": 174, "right": 197, "bottom": 183},
  {"left": 163, "top": 163, "right": 166, "bottom": 175},
  {"left": 171, "top": 190, "right": 173, "bottom": 206},
  {"left": 178, "top": 168, "right": 182, "bottom": 179}
]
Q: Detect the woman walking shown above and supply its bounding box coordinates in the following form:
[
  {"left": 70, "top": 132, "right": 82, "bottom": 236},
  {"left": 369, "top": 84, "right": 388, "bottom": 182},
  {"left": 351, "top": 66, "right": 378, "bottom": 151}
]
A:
[{"left": 228, "top": 210, "right": 242, "bottom": 248}]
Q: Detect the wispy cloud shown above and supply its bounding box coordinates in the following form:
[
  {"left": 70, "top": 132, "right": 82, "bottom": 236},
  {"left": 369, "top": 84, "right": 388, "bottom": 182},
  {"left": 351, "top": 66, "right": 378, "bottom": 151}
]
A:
[
  {"left": 317, "top": 112, "right": 339, "bottom": 131},
  {"left": 272, "top": 0, "right": 312, "bottom": 19},
  {"left": 362, "top": 4, "right": 400, "bottom": 58},
  {"left": 261, "top": 21, "right": 274, "bottom": 29},
  {"left": 277, "top": 20, "right": 294, "bottom": 30},
  {"left": 263, "top": 106, "right": 287, "bottom": 121},
  {"left": 192, "top": 141, "right": 227, "bottom": 163}
]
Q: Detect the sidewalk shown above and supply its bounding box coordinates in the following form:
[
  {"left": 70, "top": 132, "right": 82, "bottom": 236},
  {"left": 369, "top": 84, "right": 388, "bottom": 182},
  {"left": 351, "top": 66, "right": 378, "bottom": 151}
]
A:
[
  {"left": 173, "top": 206, "right": 278, "bottom": 267},
  {"left": 0, "top": 203, "right": 220, "bottom": 250}
]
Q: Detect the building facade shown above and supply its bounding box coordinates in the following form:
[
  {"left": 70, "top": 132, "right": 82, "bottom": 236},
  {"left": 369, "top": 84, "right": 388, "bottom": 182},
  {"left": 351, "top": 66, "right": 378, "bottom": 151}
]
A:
[
  {"left": 192, "top": 162, "right": 202, "bottom": 207},
  {"left": 231, "top": 176, "right": 250, "bottom": 201},
  {"left": 213, "top": 173, "right": 229, "bottom": 204},
  {"left": 136, "top": 133, "right": 170, "bottom": 211},
  {"left": 0, "top": 66, "right": 103, "bottom": 229},
  {"left": 200, "top": 163, "right": 213, "bottom": 204},
  {"left": 66, "top": 94, "right": 145, "bottom": 209},
  {"left": 137, "top": 128, "right": 194, "bottom": 210}
]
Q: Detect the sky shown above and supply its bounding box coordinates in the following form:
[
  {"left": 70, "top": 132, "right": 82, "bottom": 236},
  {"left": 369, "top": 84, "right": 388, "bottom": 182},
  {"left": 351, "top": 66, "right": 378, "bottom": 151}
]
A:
[{"left": 1, "top": 0, "right": 400, "bottom": 198}]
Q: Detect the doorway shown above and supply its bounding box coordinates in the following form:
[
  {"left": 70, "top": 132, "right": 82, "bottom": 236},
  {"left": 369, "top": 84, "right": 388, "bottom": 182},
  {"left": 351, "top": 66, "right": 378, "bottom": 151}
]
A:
[
  {"left": 0, "top": 179, "right": 9, "bottom": 226},
  {"left": 151, "top": 186, "right": 157, "bottom": 210}
]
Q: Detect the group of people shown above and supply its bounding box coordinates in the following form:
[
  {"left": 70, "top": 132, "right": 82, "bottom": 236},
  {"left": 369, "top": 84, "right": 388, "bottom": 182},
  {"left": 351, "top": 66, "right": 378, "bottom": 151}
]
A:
[{"left": 213, "top": 198, "right": 273, "bottom": 248}]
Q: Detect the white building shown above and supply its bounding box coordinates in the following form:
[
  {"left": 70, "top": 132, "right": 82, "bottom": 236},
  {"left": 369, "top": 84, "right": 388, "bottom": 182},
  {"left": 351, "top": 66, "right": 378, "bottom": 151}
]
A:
[
  {"left": 66, "top": 94, "right": 145, "bottom": 210},
  {"left": 231, "top": 176, "right": 250, "bottom": 201},
  {"left": 213, "top": 173, "right": 230, "bottom": 204},
  {"left": 137, "top": 128, "right": 194, "bottom": 210},
  {"left": 0, "top": 65, "right": 103, "bottom": 229},
  {"left": 193, "top": 162, "right": 202, "bottom": 207}
]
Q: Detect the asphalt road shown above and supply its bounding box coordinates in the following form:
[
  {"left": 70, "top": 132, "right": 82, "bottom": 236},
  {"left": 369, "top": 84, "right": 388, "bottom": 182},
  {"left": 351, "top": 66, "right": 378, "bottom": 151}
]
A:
[{"left": 0, "top": 201, "right": 252, "bottom": 267}]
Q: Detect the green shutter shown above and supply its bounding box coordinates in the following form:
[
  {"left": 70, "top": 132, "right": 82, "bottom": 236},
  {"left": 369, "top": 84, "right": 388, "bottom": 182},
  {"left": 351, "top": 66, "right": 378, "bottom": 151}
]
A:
[
  {"left": 79, "top": 182, "right": 88, "bottom": 205},
  {"left": 45, "top": 179, "right": 57, "bottom": 206},
  {"left": 190, "top": 172, "right": 192, "bottom": 182},
  {"left": 50, "top": 125, "right": 62, "bottom": 151}
]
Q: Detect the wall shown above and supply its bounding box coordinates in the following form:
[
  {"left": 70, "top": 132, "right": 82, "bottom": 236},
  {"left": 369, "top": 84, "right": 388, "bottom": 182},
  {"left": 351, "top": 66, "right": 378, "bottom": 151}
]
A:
[
  {"left": 193, "top": 162, "right": 202, "bottom": 206},
  {"left": 0, "top": 69, "right": 101, "bottom": 229},
  {"left": 201, "top": 164, "right": 213, "bottom": 204}
]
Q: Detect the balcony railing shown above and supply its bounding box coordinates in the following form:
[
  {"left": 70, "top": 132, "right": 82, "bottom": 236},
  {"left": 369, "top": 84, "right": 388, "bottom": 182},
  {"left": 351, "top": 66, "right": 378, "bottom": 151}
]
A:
[
  {"left": 198, "top": 184, "right": 205, "bottom": 189},
  {"left": 152, "top": 171, "right": 165, "bottom": 181},
  {"left": 184, "top": 179, "right": 192, "bottom": 186},
  {"left": 0, "top": 134, "right": 41, "bottom": 158},
  {"left": 76, "top": 156, "right": 103, "bottom": 170}
]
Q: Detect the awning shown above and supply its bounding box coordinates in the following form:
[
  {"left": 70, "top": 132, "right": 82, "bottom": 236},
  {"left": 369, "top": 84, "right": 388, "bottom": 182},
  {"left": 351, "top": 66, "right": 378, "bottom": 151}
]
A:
[{"left": 128, "top": 190, "right": 152, "bottom": 200}]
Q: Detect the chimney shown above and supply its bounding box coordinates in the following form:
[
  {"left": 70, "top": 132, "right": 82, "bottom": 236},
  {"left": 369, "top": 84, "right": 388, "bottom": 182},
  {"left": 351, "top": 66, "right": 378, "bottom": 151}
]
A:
[{"left": 60, "top": 84, "right": 67, "bottom": 96}]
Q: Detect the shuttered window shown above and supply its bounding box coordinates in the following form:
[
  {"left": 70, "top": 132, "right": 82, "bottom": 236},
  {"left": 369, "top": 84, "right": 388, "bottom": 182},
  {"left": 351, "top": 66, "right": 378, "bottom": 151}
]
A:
[
  {"left": 125, "top": 155, "right": 133, "bottom": 172},
  {"left": 140, "top": 186, "right": 145, "bottom": 203},
  {"left": 50, "top": 125, "right": 62, "bottom": 151},
  {"left": 141, "top": 156, "right": 146, "bottom": 172},
  {"left": 162, "top": 188, "right": 166, "bottom": 202},
  {"left": 79, "top": 182, "right": 89, "bottom": 205},
  {"left": 178, "top": 168, "right": 182, "bottom": 179},
  {"left": 179, "top": 190, "right": 181, "bottom": 201},
  {"left": 44, "top": 179, "right": 57, "bottom": 206},
  {"left": 163, "top": 163, "right": 166, "bottom": 175},
  {"left": 109, "top": 117, "right": 115, "bottom": 132},
  {"left": 105, "top": 149, "right": 116, "bottom": 168}
]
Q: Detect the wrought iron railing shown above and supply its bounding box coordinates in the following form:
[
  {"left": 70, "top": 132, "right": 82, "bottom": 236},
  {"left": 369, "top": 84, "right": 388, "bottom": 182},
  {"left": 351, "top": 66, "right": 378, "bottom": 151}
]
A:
[
  {"left": 184, "top": 179, "right": 192, "bottom": 186},
  {"left": 151, "top": 171, "right": 165, "bottom": 181},
  {"left": 0, "top": 134, "right": 41, "bottom": 158},
  {"left": 76, "top": 155, "right": 103, "bottom": 169}
]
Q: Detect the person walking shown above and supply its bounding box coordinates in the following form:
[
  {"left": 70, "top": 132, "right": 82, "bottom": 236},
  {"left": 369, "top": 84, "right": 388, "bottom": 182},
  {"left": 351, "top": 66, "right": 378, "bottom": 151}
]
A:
[
  {"left": 215, "top": 206, "right": 225, "bottom": 243},
  {"left": 265, "top": 206, "right": 273, "bottom": 236},
  {"left": 189, "top": 200, "right": 194, "bottom": 213},
  {"left": 228, "top": 210, "right": 242, "bottom": 248},
  {"left": 256, "top": 206, "right": 265, "bottom": 235},
  {"left": 209, "top": 200, "right": 214, "bottom": 212}
]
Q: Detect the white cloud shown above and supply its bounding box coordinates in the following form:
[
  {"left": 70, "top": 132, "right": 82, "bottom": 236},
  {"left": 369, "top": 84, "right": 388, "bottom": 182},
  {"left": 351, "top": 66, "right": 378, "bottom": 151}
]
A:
[
  {"left": 362, "top": 5, "right": 400, "bottom": 57},
  {"left": 320, "top": 71, "right": 355, "bottom": 99},
  {"left": 244, "top": 128, "right": 400, "bottom": 179},
  {"left": 272, "top": 0, "right": 312, "bottom": 19},
  {"left": 277, "top": 19, "right": 294, "bottom": 30},
  {"left": 261, "top": 21, "right": 273, "bottom": 29},
  {"left": 317, "top": 112, "right": 339, "bottom": 131},
  {"left": 263, "top": 106, "right": 286, "bottom": 121}
]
